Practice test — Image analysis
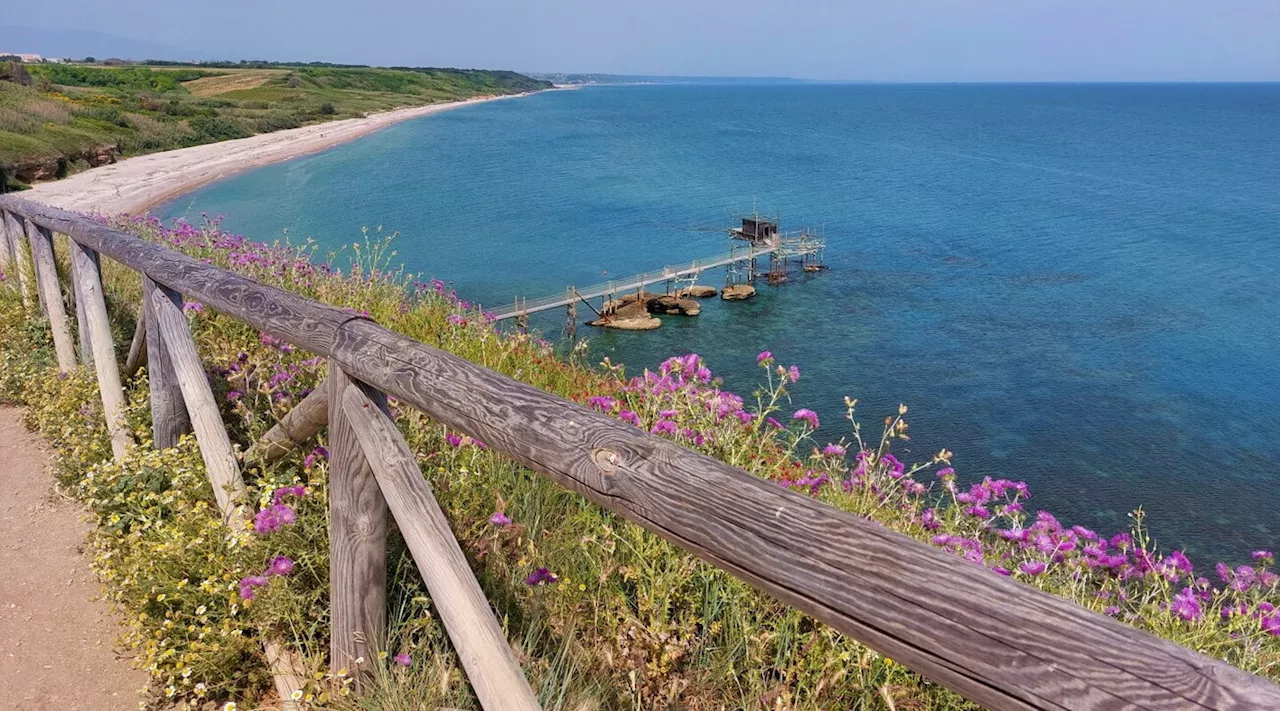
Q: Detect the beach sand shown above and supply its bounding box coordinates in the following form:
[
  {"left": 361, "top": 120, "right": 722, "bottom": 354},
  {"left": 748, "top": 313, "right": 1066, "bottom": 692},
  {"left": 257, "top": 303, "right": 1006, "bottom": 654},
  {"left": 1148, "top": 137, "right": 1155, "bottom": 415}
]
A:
[{"left": 22, "top": 92, "right": 541, "bottom": 215}]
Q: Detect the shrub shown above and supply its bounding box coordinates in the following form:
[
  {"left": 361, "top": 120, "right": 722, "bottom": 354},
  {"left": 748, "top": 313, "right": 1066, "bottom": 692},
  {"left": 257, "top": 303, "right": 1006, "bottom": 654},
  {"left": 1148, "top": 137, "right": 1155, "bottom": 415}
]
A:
[{"left": 187, "top": 115, "right": 252, "bottom": 144}]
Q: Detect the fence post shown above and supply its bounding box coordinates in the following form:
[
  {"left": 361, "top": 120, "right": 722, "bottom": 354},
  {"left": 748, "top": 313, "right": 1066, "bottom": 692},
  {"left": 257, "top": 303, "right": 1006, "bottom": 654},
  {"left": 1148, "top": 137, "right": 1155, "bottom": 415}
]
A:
[
  {"left": 0, "top": 209, "right": 11, "bottom": 267},
  {"left": 70, "top": 239, "right": 132, "bottom": 460},
  {"left": 245, "top": 385, "right": 329, "bottom": 463},
  {"left": 148, "top": 278, "right": 245, "bottom": 518},
  {"left": 142, "top": 275, "right": 191, "bottom": 448},
  {"left": 71, "top": 241, "right": 100, "bottom": 367},
  {"left": 327, "top": 364, "right": 387, "bottom": 679},
  {"left": 123, "top": 302, "right": 147, "bottom": 379},
  {"left": 26, "top": 220, "right": 77, "bottom": 372},
  {"left": 341, "top": 382, "right": 542, "bottom": 711},
  {"left": 1, "top": 210, "right": 32, "bottom": 308}
]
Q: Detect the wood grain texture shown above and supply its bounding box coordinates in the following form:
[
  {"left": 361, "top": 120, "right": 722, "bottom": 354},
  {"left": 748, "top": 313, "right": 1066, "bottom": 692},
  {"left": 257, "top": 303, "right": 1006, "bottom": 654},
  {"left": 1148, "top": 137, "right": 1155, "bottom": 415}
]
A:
[
  {"left": 71, "top": 239, "right": 100, "bottom": 367},
  {"left": 329, "top": 318, "right": 1280, "bottom": 711},
  {"left": 2, "top": 196, "right": 362, "bottom": 356},
  {"left": 341, "top": 383, "right": 541, "bottom": 711},
  {"left": 149, "top": 280, "right": 246, "bottom": 519},
  {"left": 245, "top": 385, "right": 329, "bottom": 463},
  {"left": 70, "top": 240, "right": 132, "bottom": 460},
  {"left": 2, "top": 210, "right": 32, "bottom": 308},
  {"left": 142, "top": 276, "right": 190, "bottom": 448},
  {"left": 0, "top": 209, "right": 12, "bottom": 267},
  {"left": 3, "top": 195, "right": 1278, "bottom": 709},
  {"left": 124, "top": 302, "right": 147, "bottom": 380},
  {"left": 26, "top": 221, "right": 77, "bottom": 371},
  {"left": 328, "top": 365, "right": 387, "bottom": 678}
]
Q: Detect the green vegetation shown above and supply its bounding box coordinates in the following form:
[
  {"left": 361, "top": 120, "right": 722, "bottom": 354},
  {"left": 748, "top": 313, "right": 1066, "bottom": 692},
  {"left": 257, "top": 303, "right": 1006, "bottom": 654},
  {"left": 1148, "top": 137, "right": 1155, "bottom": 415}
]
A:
[
  {"left": 0, "top": 62, "right": 551, "bottom": 185},
  {"left": 0, "top": 217, "right": 1274, "bottom": 709}
]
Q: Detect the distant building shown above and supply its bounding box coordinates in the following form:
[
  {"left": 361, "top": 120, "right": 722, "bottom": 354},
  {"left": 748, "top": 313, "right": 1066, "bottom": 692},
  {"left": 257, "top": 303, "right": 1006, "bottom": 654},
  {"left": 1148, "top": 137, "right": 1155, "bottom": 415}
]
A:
[{"left": 0, "top": 53, "right": 44, "bottom": 63}]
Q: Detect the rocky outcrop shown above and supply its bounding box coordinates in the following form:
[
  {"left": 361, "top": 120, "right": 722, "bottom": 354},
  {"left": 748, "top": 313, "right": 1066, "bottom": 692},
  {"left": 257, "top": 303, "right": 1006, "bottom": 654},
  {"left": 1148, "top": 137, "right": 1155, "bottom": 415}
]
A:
[
  {"left": 650, "top": 295, "right": 701, "bottom": 316},
  {"left": 721, "top": 284, "right": 756, "bottom": 300},
  {"left": 676, "top": 285, "right": 717, "bottom": 298},
  {"left": 8, "top": 145, "right": 119, "bottom": 184},
  {"left": 588, "top": 315, "right": 662, "bottom": 330}
]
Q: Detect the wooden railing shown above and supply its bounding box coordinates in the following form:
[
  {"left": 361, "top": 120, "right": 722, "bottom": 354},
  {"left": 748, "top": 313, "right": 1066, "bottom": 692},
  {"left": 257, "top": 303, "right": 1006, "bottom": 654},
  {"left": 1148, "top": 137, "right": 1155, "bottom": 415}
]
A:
[{"left": 1, "top": 193, "right": 1277, "bottom": 711}]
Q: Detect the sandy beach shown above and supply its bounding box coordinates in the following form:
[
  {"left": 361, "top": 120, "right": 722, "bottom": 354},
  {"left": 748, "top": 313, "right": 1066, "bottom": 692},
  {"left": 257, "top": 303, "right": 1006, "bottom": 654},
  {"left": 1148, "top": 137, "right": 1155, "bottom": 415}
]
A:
[{"left": 22, "top": 91, "right": 542, "bottom": 215}]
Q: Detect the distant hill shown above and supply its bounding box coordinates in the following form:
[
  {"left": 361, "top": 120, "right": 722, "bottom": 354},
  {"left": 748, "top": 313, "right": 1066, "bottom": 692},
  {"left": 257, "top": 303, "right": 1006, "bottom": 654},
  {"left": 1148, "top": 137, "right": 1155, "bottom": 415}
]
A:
[
  {"left": 1, "top": 62, "right": 550, "bottom": 190},
  {"left": 0, "top": 26, "right": 203, "bottom": 62},
  {"left": 528, "top": 72, "right": 806, "bottom": 85}
]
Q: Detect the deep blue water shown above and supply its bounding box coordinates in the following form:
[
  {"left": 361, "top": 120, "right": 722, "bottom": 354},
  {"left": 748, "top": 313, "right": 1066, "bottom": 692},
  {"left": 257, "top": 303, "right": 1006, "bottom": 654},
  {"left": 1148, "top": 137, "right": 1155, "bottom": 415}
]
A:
[{"left": 161, "top": 83, "right": 1280, "bottom": 562}]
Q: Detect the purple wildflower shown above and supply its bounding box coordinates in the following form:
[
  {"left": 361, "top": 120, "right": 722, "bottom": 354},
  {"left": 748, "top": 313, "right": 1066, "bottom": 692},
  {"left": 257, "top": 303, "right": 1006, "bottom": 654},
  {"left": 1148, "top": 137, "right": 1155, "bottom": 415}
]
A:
[
  {"left": 267, "top": 555, "right": 295, "bottom": 577},
  {"left": 226, "top": 390, "right": 243, "bottom": 402},
  {"left": 1170, "top": 587, "right": 1203, "bottom": 621},
  {"left": 526, "top": 567, "right": 558, "bottom": 586},
  {"left": 394, "top": 652, "right": 412, "bottom": 666},
  {"left": 489, "top": 512, "right": 512, "bottom": 526},
  {"left": 791, "top": 408, "right": 820, "bottom": 429},
  {"left": 822, "top": 444, "right": 846, "bottom": 457},
  {"left": 1019, "top": 561, "right": 1047, "bottom": 576},
  {"left": 787, "top": 365, "right": 800, "bottom": 383},
  {"left": 239, "top": 575, "right": 269, "bottom": 600},
  {"left": 651, "top": 420, "right": 677, "bottom": 436},
  {"left": 756, "top": 351, "right": 773, "bottom": 365},
  {"left": 445, "top": 433, "right": 463, "bottom": 448},
  {"left": 1262, "top": 614, "right": 1280, "bottom": 636},
  {"left": 619, "top": 410, "right": 640, "bottom": 425}
]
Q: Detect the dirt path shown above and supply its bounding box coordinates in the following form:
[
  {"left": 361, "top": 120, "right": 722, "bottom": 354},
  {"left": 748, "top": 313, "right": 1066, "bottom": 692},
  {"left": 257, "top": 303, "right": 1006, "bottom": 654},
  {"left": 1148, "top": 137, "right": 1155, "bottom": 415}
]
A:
[{"left": 0, "top": 407, "right": 148, "bottom": 710}]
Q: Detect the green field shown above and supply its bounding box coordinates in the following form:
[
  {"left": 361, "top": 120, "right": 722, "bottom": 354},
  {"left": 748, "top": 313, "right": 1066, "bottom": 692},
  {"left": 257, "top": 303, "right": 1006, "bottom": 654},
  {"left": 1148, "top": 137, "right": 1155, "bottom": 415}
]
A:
[{"left": 0, "top": 63, "right": 551, "bottom": 190}]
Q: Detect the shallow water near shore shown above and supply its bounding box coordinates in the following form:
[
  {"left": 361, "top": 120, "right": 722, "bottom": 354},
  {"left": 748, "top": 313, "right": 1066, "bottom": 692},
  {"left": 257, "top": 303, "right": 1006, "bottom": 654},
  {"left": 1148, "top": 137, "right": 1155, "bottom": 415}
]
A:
[{"left": 161, "top": 83, "right": 1280, "bottom": 562}]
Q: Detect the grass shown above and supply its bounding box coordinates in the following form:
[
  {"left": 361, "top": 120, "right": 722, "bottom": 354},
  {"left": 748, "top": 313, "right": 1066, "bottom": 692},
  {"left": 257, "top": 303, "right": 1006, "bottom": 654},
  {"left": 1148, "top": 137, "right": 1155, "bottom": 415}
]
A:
[
  {"left": 0, "top": 216, "right": 1274, "bottom": 710},
  {"left": 0, "top": 63, "right": 551, "bottom": 182}
]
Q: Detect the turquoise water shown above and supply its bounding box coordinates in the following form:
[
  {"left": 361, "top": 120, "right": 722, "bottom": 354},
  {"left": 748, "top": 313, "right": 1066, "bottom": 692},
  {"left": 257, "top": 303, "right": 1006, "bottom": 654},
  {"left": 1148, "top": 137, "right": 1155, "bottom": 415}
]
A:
[{"left": 162, "top": 83, "right": 1280, "bottom": 561}]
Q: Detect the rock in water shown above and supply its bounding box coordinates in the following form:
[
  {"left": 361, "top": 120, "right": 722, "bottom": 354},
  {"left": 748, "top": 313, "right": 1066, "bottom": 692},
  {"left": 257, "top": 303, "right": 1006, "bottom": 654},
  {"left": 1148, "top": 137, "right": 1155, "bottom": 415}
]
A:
[
  {"left": 721, "top": 284, "right": 756, "bottom": 301},
  {"left": 649, "top": 295, "right": 702, "bottom": 316},
  {"left": 676, "top": 285, "right": 717, "bottom": 298},
  {"left": 588, "top": 315, "right": 662, "bottom": 330}
]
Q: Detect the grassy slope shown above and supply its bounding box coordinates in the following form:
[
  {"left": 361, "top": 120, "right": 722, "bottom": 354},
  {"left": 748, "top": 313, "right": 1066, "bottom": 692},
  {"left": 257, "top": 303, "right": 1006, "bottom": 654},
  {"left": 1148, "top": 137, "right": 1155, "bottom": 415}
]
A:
[
  {"left": 0, "top": 63, "right": 551, "bottom": 186},
  {"left": 0, "top": 219, "right": 1274, "bottom": 710}
]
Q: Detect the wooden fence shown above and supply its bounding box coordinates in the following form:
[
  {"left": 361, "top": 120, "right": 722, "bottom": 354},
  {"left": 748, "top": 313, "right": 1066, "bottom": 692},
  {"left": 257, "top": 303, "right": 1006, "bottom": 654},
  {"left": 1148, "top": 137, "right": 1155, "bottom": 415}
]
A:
[{"left": 1, "top": 194, "right": 1277, "bottom": 711}]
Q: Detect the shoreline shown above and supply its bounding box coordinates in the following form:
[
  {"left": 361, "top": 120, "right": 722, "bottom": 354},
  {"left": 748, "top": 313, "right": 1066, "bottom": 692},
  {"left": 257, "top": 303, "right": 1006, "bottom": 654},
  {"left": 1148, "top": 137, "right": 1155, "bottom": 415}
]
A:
[{"left": 21, "top": 90, "right": 549, "bottom": 216}]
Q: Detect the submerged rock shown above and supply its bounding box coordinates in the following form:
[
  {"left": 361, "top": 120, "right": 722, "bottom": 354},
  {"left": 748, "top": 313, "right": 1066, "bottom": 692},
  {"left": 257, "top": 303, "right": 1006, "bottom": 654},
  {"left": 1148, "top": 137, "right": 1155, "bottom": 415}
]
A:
[{"left": 588, "top": 315, "right": 662, "bottom": 330}]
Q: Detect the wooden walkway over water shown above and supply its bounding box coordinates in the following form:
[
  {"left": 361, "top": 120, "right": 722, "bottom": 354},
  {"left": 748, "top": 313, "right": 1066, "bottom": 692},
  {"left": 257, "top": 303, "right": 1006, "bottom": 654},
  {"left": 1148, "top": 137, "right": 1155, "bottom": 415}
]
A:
[{"left": 490, "top": 245, "right": 779, "bottom": 321}]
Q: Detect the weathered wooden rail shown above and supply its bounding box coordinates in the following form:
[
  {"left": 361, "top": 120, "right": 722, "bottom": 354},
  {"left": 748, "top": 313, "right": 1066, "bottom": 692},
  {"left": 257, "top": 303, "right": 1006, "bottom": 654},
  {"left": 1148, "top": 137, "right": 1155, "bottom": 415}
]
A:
[{"left": 1, "top": 193, "right": 1278, "bottom": 710}]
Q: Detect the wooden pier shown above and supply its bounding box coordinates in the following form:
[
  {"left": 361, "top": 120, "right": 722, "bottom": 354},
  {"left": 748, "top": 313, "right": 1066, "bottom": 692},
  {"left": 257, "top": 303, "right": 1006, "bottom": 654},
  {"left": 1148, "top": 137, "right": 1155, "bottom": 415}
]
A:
[{"left": 491, "top": 214, "right": 826, "bottom": 328}]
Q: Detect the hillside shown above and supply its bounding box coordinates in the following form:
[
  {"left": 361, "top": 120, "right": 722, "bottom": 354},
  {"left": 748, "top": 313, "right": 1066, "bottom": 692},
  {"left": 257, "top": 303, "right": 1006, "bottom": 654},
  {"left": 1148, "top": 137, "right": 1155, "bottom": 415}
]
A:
[{"left": 0, "top": 63, "right": 550, "bottom": 190}]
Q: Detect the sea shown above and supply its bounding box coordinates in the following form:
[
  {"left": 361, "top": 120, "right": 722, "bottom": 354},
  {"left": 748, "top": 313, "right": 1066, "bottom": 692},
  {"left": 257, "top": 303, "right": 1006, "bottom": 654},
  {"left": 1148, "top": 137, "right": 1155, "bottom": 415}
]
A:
[{"left": 160, "top": 83, "right": 1280, "bottom": 562}]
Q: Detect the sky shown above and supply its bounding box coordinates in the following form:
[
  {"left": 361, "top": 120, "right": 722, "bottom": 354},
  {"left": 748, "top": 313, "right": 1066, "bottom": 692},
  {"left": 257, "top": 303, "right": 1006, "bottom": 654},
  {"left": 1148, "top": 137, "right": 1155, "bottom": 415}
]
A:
[{"left": 4, "top": 0, "right": 1279, "bottom": 81}]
